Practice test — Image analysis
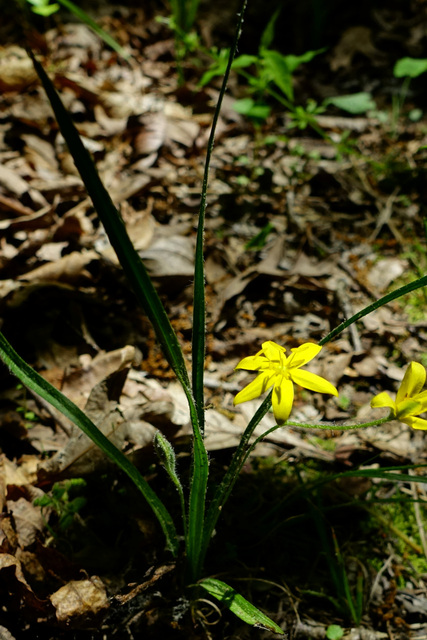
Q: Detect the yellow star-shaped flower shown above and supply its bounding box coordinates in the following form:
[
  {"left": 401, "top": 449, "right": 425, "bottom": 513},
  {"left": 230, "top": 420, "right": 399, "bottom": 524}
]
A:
[
  {"left": 233, "top": 341, "right": 338, "bottom": 424},
  {"left": 371, "top": 361, "right": 427, "bottom": 430}
]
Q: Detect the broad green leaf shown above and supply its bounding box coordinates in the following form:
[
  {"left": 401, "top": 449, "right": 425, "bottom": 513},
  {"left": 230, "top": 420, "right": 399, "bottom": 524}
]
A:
[
  {"left": 326, "top": 625, "right": 344, "bottom": 640},
  {"left": 199, "top": 49, "right": 229, "bottom": 86},
  {"left": 283, "top": 48, "right": 325, "bottom": 73},
  {"left": 233, "top": 98, "right": 271, "bottom": 120},
  {"left": 261, "top": 48, "right": 324, "bottom": 101},
  {"left": 31, "top": 3, "right": 60, "bottom": 16},
  {"left": 199, "top": 53, "right": 256, "bottom": 87},
  {"left": 260, "top": 7, "right": 282, "bottom": 50},
  {"left": 0, "top": 330, "right": 179, "bottom": 555},
  {"left": 232, "top": 54, "right": 258, "bottom": 69},
  {"left": 394, "top": 57, "right": 427, "bottom": 78},
  {"left": 261, "top": 49, "right": 293, "bottom": 100},
  {"left": 325, "top": 92, "right": 376, "bottom": 114},
  {"left": 199, "top": 578, "right": 284, "bottom": 634}
]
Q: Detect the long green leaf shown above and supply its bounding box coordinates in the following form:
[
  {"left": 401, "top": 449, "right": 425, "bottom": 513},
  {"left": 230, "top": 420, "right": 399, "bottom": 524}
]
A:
[
  {"left": 320, "top": 275, "right": 427, "bottom": 345},
  {"left": 0, "top": 330, "right": 179, "bottom": 555},
  {"left": 199, "top": 578, "right": 284, "bottom": 634},
  {"left": 57, "top": 0, "right": 130, "bottom": 59},
  {"left": 29, "top": 50, "right": 191, "bottom": 396}
]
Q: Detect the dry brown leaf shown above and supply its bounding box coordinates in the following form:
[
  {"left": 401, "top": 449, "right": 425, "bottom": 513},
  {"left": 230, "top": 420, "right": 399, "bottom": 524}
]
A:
[
  {"left": 139, "top": 234, "right": 194, "bottom": 278},
  {"left": 50, "top": 576, "right": 108, "bottom": 624},
  {"left": 0, "top": 46, "right": 37, "bottom": 92},
  {"left": 0, "top": 192, "right": 35, "bottom": 218},
  {"left": 6, "top": 498, "right": 44, "bottom": 548},
  {"left": 2, "top": 456, "right": 35, "bottom": 490},
  {"left": 93, "top": 104, "right": 128, "bottom": 136},
  {"left": 135, "top": 102, "right": 200, "bottom": 156},
  {"left": 361, "top": 306, "right": 408, "bottom": 336},
  {"left": 17, "top": 250, "right": 99, "bottom": 284},
  {"left": 60, "top": 346, "right": 136, "bottom": 409},
  {"left": 38, "top": 353, "right": 133, "bottom": 477},
  {"left": 330, "top": 26, "right": 386, "bottom": 71},
  {"left": 352, "top": 356, "right": 380, "bottom": 377},
  {"left": 0, "top": 164, "right": 31, "bottom": 197},
  {"left": 367, "top": 257, "right": 407, "bottom": 292},
  {"left": 0, "top": 204, "right": 55, "bottom": 232}
]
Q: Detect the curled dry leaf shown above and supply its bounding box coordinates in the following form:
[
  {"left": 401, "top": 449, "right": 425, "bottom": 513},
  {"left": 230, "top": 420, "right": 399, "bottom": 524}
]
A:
[
  {"left": 60, "top": 346, "right": 136, "bottom": 409},
  {"left": 0, "top": 46, "right": 38, "bottom": 92},
  {"left": 139, "top": 235, "right": 194, "bottom": 279},
  {"left": 6, "top": 498, "right": 45, "bottom": 548},
  {"left": 0, "top": 553, "right": 47, "bottom": 613},
  {"left": 50, "top": 576, "right": 108, "bottom": 624},
  {"left": 17, "top": 250, "right": 99, "bottom": 285}
]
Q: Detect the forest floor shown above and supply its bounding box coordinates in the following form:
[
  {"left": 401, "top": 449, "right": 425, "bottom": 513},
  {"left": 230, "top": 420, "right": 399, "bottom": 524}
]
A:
[{"left": 2, "top": 1, "right": 427, "bottom": 638}]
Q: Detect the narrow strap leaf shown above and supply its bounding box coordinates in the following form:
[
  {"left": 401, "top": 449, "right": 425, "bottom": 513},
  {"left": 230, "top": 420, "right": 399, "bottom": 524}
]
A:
[
  {"left": 199, "top": 578, "right": 284, "bottom": 634},
  {"left": 57, "top": 0, "right": 130, "bottom": 58},
  {"left": 0, "top": 330, "right": 179, "bottom": 556},
  {"left": 28, "top": 49, "right": 191, "bottom": 396},
  {"left": 186, "top": 434, "right": 210, "bottom": 581},
  {"left": 320, "top": 274, "right": 427, "bottom": 345}
]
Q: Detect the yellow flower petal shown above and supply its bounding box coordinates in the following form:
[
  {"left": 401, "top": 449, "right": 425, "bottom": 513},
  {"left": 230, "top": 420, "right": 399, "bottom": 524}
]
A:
[
  {"left": 290, "top": 369, "right": 338, "bottom": 396},
  {"left": 233, "top": 370, "right": 276, "bottom": 405},
  {"left": 235, "top": 354, "right": 267, "bottom": 371},
  {"left": 370, "top": 391, "right": 396, "bottom": 413},
  {"left": 403, "top": 415, "right": 427, "bottom": 430},
  {"left": 395, "top": 399, "right": 423, "bottom": 419},
  {"left": 286, "top": 343, "right": 322, "bottom": 369},
  {"left": 262, "top": 341, "right": 286, "bottom": 361},
  {"left": 396, "top": 362, "right": 426, "bottom": 404},
  {"left": 414, "top": 390, "right": 427, "bottom": 404},
  {"left": 272, "top": 377, "right": 294, "bottom": 424}
]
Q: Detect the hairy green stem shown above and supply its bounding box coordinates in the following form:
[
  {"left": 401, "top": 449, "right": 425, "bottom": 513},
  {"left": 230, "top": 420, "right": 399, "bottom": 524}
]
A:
[
  {"left": 202, "top": 411, "right": 391, "bottom": 561},
  {"left": 187, "top": 0, "right": 248, "bottom": 582}
]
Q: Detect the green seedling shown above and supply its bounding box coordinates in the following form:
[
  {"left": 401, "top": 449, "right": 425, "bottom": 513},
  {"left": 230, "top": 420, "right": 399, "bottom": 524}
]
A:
[
  {"left": 326, "top": 624, "right": 345, "bottom": 640},
  {"left": 34, "top": 478, "right": 87, "bottom": 532},
  {"left": 388, "top": 56, "right": 427, "bottom": 133}
]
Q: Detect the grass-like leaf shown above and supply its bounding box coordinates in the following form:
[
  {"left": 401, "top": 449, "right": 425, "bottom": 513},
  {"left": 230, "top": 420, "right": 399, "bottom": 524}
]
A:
[
  {"left": 187, "top": 0, "right": 248, "bottom": 581},
  {"left": 29, "top": 50, "right": 191, "bottom": 396},
  {"left": 199, "top": 578, "right": 284, "bottom": 634},
  {"left": 0, "top": 330, "right": 179, "bottom": 555},
  {"left": 320, "top": 275, "right": 427, "bottom": 345},
  {"left": 57, "top": 0, "right": 130, "bottom": 59}
]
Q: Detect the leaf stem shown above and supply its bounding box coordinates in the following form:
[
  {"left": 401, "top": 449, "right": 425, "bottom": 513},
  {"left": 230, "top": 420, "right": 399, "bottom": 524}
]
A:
[{"left": 187, "top": 0, "right": 248, "bottom": 582}]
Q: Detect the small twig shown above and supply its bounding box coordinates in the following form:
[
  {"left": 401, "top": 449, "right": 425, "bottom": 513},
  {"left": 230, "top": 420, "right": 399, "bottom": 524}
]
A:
[
  {"left": 335, "top": 278, "right": 363, "bottom": 351},
  {"left": 369, "top": 187, "right": 401, "bottom": 242},
  {"left": 368, "top": 554, "right": 394, "bottom": 606}
]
